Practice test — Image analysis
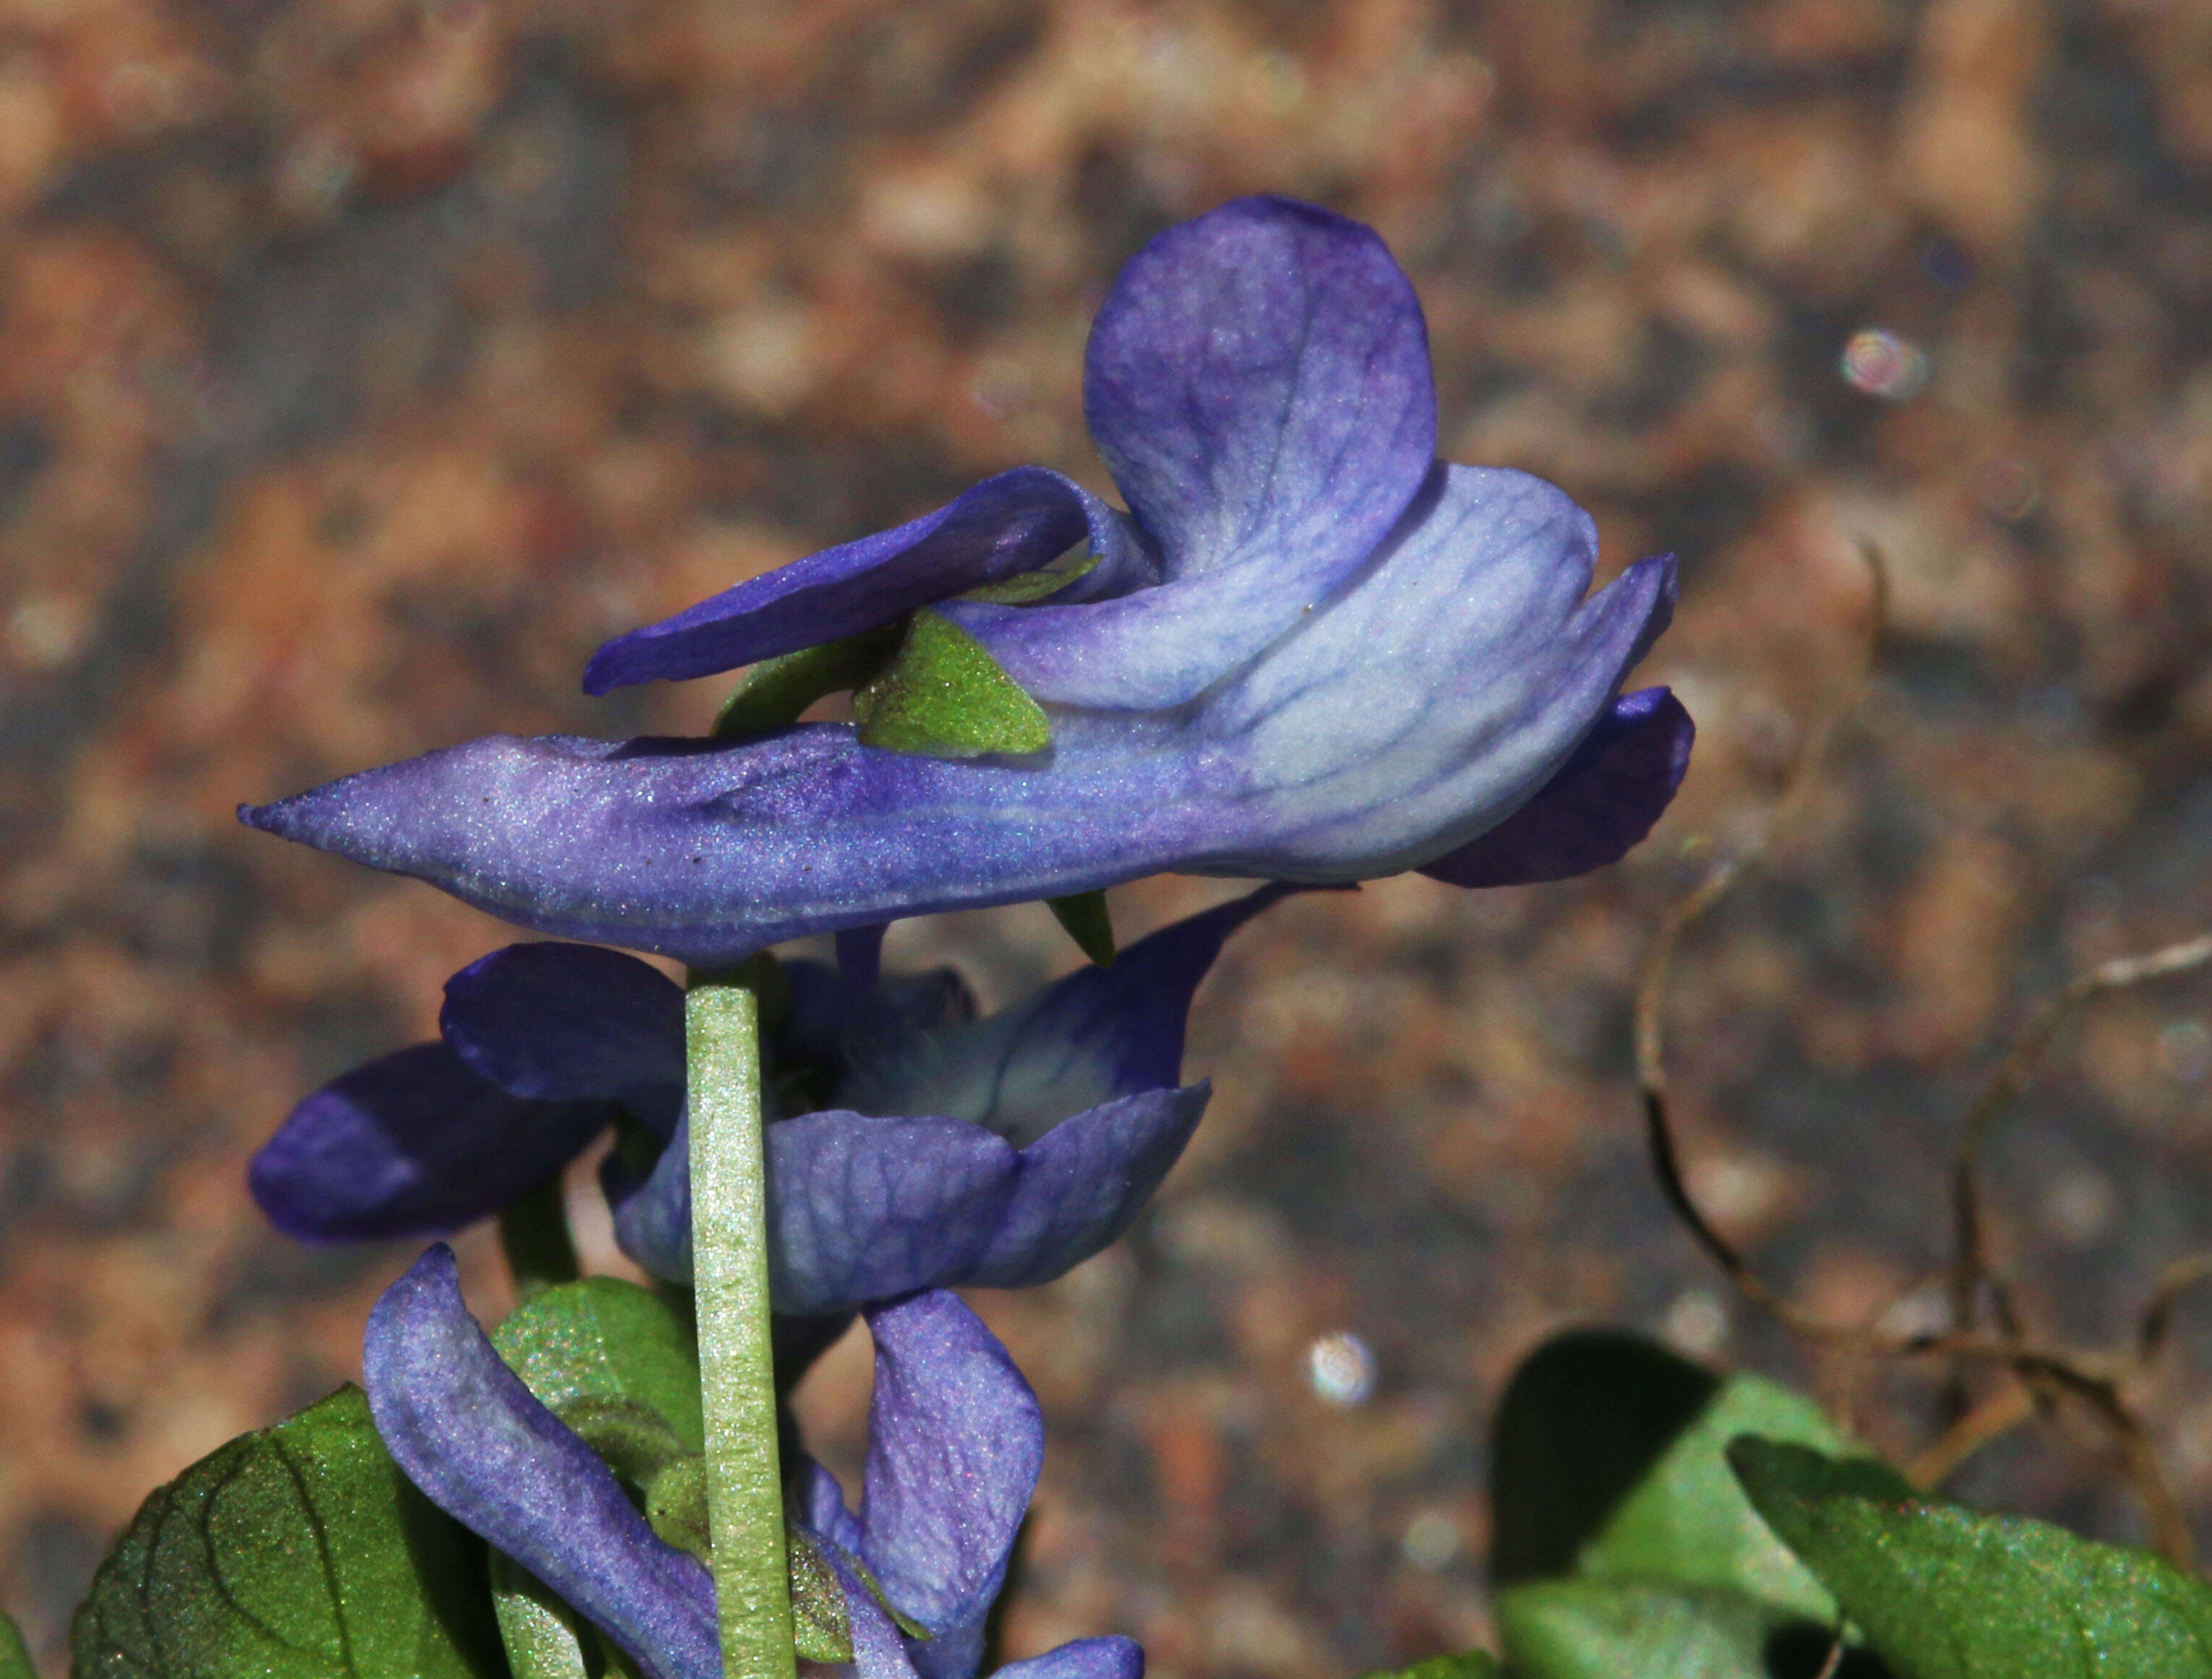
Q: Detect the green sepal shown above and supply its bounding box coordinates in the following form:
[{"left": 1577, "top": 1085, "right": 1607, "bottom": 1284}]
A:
[
  {"left": 788, "top": 1525, "right": 854, "bottom": 1662},
  {"left": 957, "top": 549, "right": 1100, "bottom": 605},
  {"left": 1352, "top": 1653, "right": 1500, "bottom": 1679},
  {"left": 492, "top": 1276, "right": 705, "bottom": 1456},
  {"left": 1, "top": 1607, "right": 33, "bottom": 1679},
  {"left": 854, "top": 610, "right": 1050, "bottom": 759},
  {"left": 712, "top": 623, "right": 904, "bottom": 742},
  {"left": 69, "top": 1385, "right": 507, "bottom": 1679},
  {"left": 1047, "top": 891, "right": 1115, "bottom": 965},
  {"left": 492, "top": 1552, "right": 643, "bottom": 1679},
  {"left": 1731, "top": 1437, "right": 2212, "bottom": 1678}
]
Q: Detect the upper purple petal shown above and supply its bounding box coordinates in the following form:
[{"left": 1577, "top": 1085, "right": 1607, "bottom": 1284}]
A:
[
  {"left": 1418, "top": 685, "right": 1693, "bottom": 887},
  {"left": 362, "top": 1244, "right": 719, "bottom": 1679},
  {"left": 441, "top": 941, "right": 685, "bottom": 1134},
  {"left": 946, "top": 197, "right": 1437, "bottom": 709},
  {"left": 238, "top": 722, "right": 1213, "bottom": 968},
  {"left": 583, "top": 467, "right": 1154, "bottom": 694},
  {"left": 856, "top": 1291, "right": 1042, "bottom": 1679},
  {"left": 1190, "top": 464, "right": 1679, "bottom": 879},
  {"left": 249, "top": 1042, "right": 612, "bottom": 1242}
]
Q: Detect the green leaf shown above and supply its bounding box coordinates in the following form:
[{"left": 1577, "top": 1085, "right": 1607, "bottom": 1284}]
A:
[
  {"left": 1578, "top": 1370, "right": 1846, "bottom": 1619},
  {"left": 852, "top": 610, "right": 1050, "bottom": 759},
  {"left": 712, "top": 624, "right": 905, "bottom": 743},
  {"left": 1047, "top": 891, "right": 1115, "bottom": 965},
  {"left": 787, "top": 1526, "right": 854, "bottom": 1663},
  {"left": 492, "top": 1276, "right": 704, "bottom": 1455},
  {"left": 1731, "top": 1437, "right": 2212, "bottom": 1678},
  {"left": 1498, "top": 1581, "right": 1809, "bottom": 1679},
  {"left": 1491, "top": 1330, "right": 1721, "bottom": 1585},
  {"left": 69, "top": 1385, "right": 507, "bottom": 1679},
  {"left": 1352, "top": 1653, "right": 1501, "bottom": 1679},
  {"left": 1, "top": 1607, "right": 33, "bottom": 1679},
  {"left": 491, "top": 1554, "right": 640, "bottom": 1679}
]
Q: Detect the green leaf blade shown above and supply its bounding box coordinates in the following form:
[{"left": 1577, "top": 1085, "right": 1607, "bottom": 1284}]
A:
[
  {"left": 70, "top": 1386, "right": 506, "bottom": 1679},
  {"left": 1498, "top": 1581, "right": 1799, "bottom": 1679},
  {"left": 1731, "top": 1437, "right": 2212, "bottom": 1679},
  {"left": 2, "top": 1607, "right": 35, "bottom": 1679},
  {"left": 1353, "top": 1652, "right": 1500, "bottom": 1679}
]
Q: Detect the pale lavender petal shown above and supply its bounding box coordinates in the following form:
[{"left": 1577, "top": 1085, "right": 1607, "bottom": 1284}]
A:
[
  {"left": 1192, "top": 464, "right": 1679, "bottom": 879},
  {"left": 440, "top": 941, "right": 684, "bottom": 1134},
  {"left": 946, "top": 196, "right": 1436, "bottom": 709},
  {"left": 959, "top": 1085, "right": 1208, "bottom": 1289},
  {"left": 837, "top": 885, "right": 1289, "bottom": 1144},
  {"left": 767, "top": 1112, "right": 1021, "bottom": 1315},
  {"left": 583, "top": 467, "right": 1154, "bottom": 693},
  {"left": 249, "top": 1043, "right": 612, "bottom": 1242},
  {"left": 858, "top": 1290, "right": 1041, "bottom": 1679},
  {"left": 1418, "top": 686, "right": 1692, "bottom": 887},
  {"left": 995, "top": 1639, "right": 1146, "bottom": 1679},
  {"left": 363, "top": 1244, "right": 719, "bottom": 1679}
]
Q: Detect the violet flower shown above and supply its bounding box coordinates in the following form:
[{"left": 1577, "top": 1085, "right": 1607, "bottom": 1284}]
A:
[
  {"left": 366, "top": 1245, "right": 1139, "bottom": 1679},
  {"left": 252, "top": 887, "right": 1288, "bottom": 1312},
  {"left": 239, "top": 195, "right": 1690, "bottom": 968}
]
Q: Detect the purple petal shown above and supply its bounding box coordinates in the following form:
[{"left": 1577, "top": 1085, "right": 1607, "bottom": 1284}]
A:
[
  {"left": 440, "top": 941, "right": 685, "bottom": 1134},
  {"left": 777, "top": 958, "right": 979, "bottom": 1073},
  {"left": 768, "top": 1112, "right": 1021, "bottom": 1315},
  {"left": 959, "top": 1085, "right": 1209, "bottom": 1289},
  {"left": 857, "top": 1291, "right": 1042, "bottom": 1679},
  {"left": 825, "top": 1546, "right": 926, "bottom": 1679},
  {"left": 583, "top": 467, "right": 1154, "bottom": 694},
  {"left": 996, "top": 1640, "right": 1146, "bottom": 1679},
  {"left": 837, "top": 885, "right": 1290, "bottom": 1142},
  {"left": 249, "top": 1043, "right": 612, "bottom": 1242},
  {"left": 363, "top": 1244, "right": 719, "bottom": 1679},
  {"left": 946, "top": 197, "right": 1436, "bottom": 709},
  {"left": 239, "top": 723, "right": 1212, "bottom": 969},
  {"left": 1418, "top": 686, "right": 1693, "bottom": 887},
  {"left": 1192, "top": 465, "right": 1679, "bottom": 879},
  {"left": 796, "top": 1456, "right": 866, "bottom": 1558},
  {"left": 606, "top": 1108, "right": 1023, "bottom": 1311}
]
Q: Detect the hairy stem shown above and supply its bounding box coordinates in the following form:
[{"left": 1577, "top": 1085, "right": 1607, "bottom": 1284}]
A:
[{"left": 687, "top": 978, "right": 796, "bottom": 1679}]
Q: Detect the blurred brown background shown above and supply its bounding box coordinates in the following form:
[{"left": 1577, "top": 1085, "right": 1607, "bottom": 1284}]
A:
[{"left": 9, "top": 0, "right": 2212, "bottom": 1670}]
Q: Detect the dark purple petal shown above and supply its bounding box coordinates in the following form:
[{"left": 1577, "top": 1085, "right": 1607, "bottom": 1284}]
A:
[
  {"left": 857, "top": 1291, "right": 1041, "bottom": 1679},
  {"left": 946, "top": 197, "right": 1436, "bottom": 709},
  {"left": 995, "top": 1639, "right": 1146, "bottom": 1679},
  {"left": 776, "top": 959, "right": 979, "bottom": 1074},
  {"left": 837, "top": 885, "right": 1290, "bottom": 1143},
  {"left": 768, "top": 1112, "right": 1021, "bottom": 1315},
  {"left": 583, "top": 468, "right": 1154, "bottom": 694},
  {"left": 1191, "top": 466, "right": 1679, "bottom": 879},
  {"left": 250, "top": 1043, "right": 612, "bottom": 1242},
  {"left": 440, "top": 941, "right": 684, "bottom": 1135},
  {"left": 605, "top": 1109, "right": 690, "bottom": 1283},
  {"left": 363, "top": 1245, "right": 719, "bottom": 1679},
  {"left": 958, "top": 1085, "right": 1209, "bottom": 1289},
  {"left": 836, "top": 924, "right": 888, "bottom": 991},
  {"left": 1418, "top": 687, "right": 1693, "bottom": 887}
]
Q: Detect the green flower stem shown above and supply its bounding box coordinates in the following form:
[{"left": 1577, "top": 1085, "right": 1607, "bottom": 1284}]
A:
[
  {"left": 686, "top": 978, "right": 797, "bottom": 1679},
  {"left": 497, "top": 1174, "right": 580, "bottom": 1302}
]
